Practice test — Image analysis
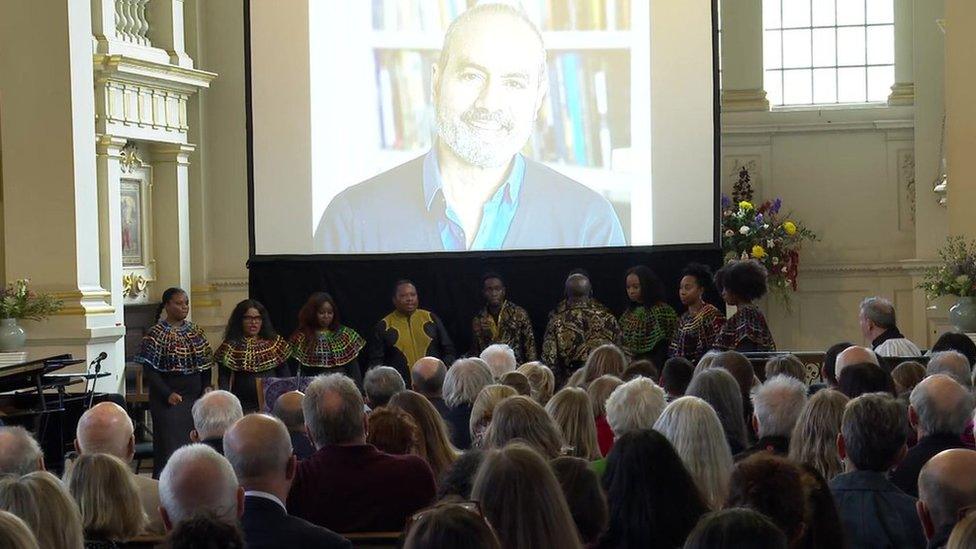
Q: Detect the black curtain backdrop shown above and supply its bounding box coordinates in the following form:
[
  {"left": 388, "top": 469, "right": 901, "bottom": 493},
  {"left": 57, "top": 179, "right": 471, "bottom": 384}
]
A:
[{"left": 248, "top": 246, "right": 723, "bottom": 359}]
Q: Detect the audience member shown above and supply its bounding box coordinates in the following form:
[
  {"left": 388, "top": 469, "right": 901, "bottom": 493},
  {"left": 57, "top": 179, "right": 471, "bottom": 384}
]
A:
[
  {"left": 471, "top": 443, "right": 583, "bottom": 549},
  {"left": 830, "top": 393, "right": 925, "bottom": 548},
  {"left": 726, "top": 454, "right": 807, "bottom": 546},
  {"left": 821, "top": 341, "right": 854, "bottom": 388},
  {"left": 468, "top": 384, "right": 517, "bottom": 448},
  {"left": 0, "top": 509, "right": 39, "bottom": 549},
  {"left": 927, "top": 350, "right": 974, "bottom": 388},
  {"left": 622, "top": 359, "right": 659, "bottom": 383},
  {"left": 686, "top": 367, "right": 749, "bottom": 454},
  {"left": 692, "top": 350, "right": 721, "bottom": 376},
  {"left": 159, "top": 444, "right": 243, "bottom": 531},
  {"left": 366, "top": 407, "right": 420, "bottom": 455},
  {"left": 389, "top": 390, "right": 460, "bottom": 479},
  {"left": 948, "top": 512, "right": 976, "bottom": 549},
  {"left": 787, "top": 388, "right": 849, "bottom": 481},
  {"left": 64, "top": 453, "right": 145, "bottom": 547},
  {"left": 891, "top": 374, "right": 973, "bottom": 498},
  {"left": 515, "top": 361, "right": 555, "bottom": 405},
  {"left": 190, "top": 389, "right": 244, "bottom": 454},
  {"left": 797, "top": 464, "right": 846, "bottom": 549},
  {"left": 551, "top": 456, "right": 608, "bottom": 545},
  {"left": 363, "top": 366, "right": 406, "bottom": 409},
  {"left": 683, "top": 508, "right": 787, "bottom": 549},
  {"left": 74, "top": 401, "right": 164, "bottom": 534},
  {"left": 587, "top": 375, "right": 623, "bottom": 457},
  {"left": 498, "top": 371, "right": 531, "bottom": 396},
  {"left": 711, "top": 350, "right": 758, "bottom": 423},
  {"left": 480, "top": 343, "right": 517, "bottom": 380},
  {"left": 223, "top": 414, "right": 350, "bottom": 548},
  {"left": 654, "top": 396, "right": 733, "bottom": 509},
  {"left": 546, "top": 388, "right": 600, "bottom": 460},
  {"left": 164, "top": 512, "right": 245, "bottom": 549},
  {"left": 931, "top": 331, "right": 976, "bottom": 369},
  {"left": 860, "top": 296, "right": 921, "bottom": 357},
  {"left": 485, "top": 395, "right": 564, "bottom": 459},
  {"left": 837, "top": 361, "right": 895, "bottom": 399},
  {"left": 0, "top": 426, "right": 43, "bottom": 475},
  {"left": 834, "top": 345, "right": 879, "bottom": 381},
  {"left": 892, "top": 360, "right": 927, "bottom": 395},
  {"left": 0, "top": 471, "right": 85, "bottom": 549},
  {"left": 764, "top": 354, "right": 806, "bottom": 382},
  {"left": 443, "top": 358, "right": 494, "bottom": 449},
  {"left": 738, "top": 375, "right": 807, "bottom": 459},
  {"left": 660, "top": 357, "right": 694, "bottom": 400},
  {"left": 604, "top": 377, "right": 667, "bottom": 439},
  {"left": 287, "top": 374, "right": 435, "bottom": 532},
  {"left": 437, "top": 449, "right": 485, "bottom": 501},
  {"left": 583, "top": 344, "right": 627, "bottom": 385},
  {"left": 411, "top": 357, "right": 450, "bottom": 417},
  {"left": 402, "top": 503, "right": 501, "bottom": 549},
  {"left": 600, "top": 429, "right": 707, "bottom": 549},
  {"left": 271, "top": 391, "right": 315, "bottom": 459},
  {"left": 917, "top": 449, "right": 976, "bottom": 549}
]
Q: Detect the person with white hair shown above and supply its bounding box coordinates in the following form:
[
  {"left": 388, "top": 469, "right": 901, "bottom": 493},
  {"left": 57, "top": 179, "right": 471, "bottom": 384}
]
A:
[
  {"left": 890, "top": 374, "right": 974, "bottom": 498},
  {"left": 190, "top": 389, "right": 244, "bottom": 454},
  {"left": 833, "top": 345, "right": 879, "bottom": 382},
  {"left": 604, "top": 377, "right": 666, "bottom": 439},
  {"left": 75, "top": 401, "right": 164, "bottom": 534},
  {"left": 480, "top": 344, "right": 517, "bottom": 380},
  {"left": 926, "top": 350, "right": 973, "bottom": 388},
  {"left": 737, "top": 374, "right": 808, "bottom": 460},
  {"left": 158, "top": 443, "right": 244, "bottom": 531},
  {"left": 362, "top": 365, "right": 406, "bottom": 409},
  {"left": 859, "top": 296, "right": 921, "bottom": 357},
  {"left": 0, "top": 426, "right": 43, "bottom": 476},
  {"left": 442, "top": 357, "right": 494, "bottom": 449}
]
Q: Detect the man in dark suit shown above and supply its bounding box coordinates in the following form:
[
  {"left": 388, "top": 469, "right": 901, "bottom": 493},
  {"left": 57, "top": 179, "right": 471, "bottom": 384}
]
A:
[
  {"left": 411, "top": 357, "right": 450, "bottom": 419},
  {"left": 271, "top": 390, "right": 316, "bottom": 460},
  {"left": 189, "top": 390, "right": 243, "bottom": 455},
  {"left": 224, "top": 413, "right": 350, "bottom": 549}
]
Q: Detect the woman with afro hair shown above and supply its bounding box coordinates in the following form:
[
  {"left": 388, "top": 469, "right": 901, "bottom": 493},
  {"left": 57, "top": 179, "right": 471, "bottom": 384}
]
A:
[{"left": 712, "top": 260, "right": 776, "bottom": 352}]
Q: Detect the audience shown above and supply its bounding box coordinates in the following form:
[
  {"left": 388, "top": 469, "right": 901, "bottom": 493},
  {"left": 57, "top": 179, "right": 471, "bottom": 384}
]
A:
[
  {"left": 600, "top": 429, "right": 707, "bottom": 549},
  {"left": 764, "top": 354, "right": 806, "bottom": 382},
  {"left": 411, "top": 357, "right": 450, "bottom": 418},
  {"left": 223, "top": 414, "right": 350, "bottom": 548},
  {"left": 738, "top": 374, "right": 807, "bottom": 459},
  {"left": 366, "top": 407, "right": 420, "bottom": 455},
  {"left": 834, "top": 345, "right": 879, "bottom": 381},
  {"left": 498, "top": 371, "right": 532, "bottom": 396},
  {"left": 546, "top": 387, "right": 601, "bottom": 460},
  {"left": 622, "top": 359, "right": 659, "bottom": 383},
  {"left": 860, "top": 296, "right": 922, "bottom": 357},
  {"left": 551, "top": 456, "right": 609, "bottom": 546},
  {"left": 660, "top": 357, "right": 694, "bottom": 400},
  {"left": 892, "top": 360, "right": 927, "bottom": 395},
  {"left": 0, "top": 509, "right": 39, "bottom": 549},
  {"left": 787, "top": 388, "right": 849, "bottom": 481},
  {"left": 837, "top": 361, "right": 895, "bottom": 399},
  {"left": 480, "top": 343, "right": 517, "bottom": 380},
  {"left": 0, "top": 471, "right": 85, "bottom": 549},
  {"left": 683, "top": 508, "right": 787, "bottom": 549},
  {"left": 821, "top": 341, "right": 854, "bottom": 388},
  {"left": 726, "top": 454, "right": 807, "bottom": 547},
  {"left": 686, "top": 367, "right": 749, "bottom": 454},
  {"left": 587, "top": 375, "right": 623, "bottom": 457},
  {"left": 917, "top": 449, "right": 976, "bottom": 548},
  {"left": 948, "top": 512, "right": 976, "bottom": 549},
  {"left": 891, "top": 374, "right": 973, "bottom": 497},
  {"left": 930, "top": 331, "right": 976, "bottom": 369},
  {"left": 402, "top": 503, "right": 501, "bottom": 549},
  {"left": 515, "top": 361, "right": 555, "bottom": 405},
  {"left": 287, "top": 374, "right": 435, "bottom": 532},
  {"left": 443, "top": 358, "right": 494, "bottom": 449},
  {"left": 271, "top": 391, "right": 315, "bottom": 459},
  {"left": 654, "top": 396, "right": 733, "bottom": 509},
  {"left": 710, "top": 351, "right": 757, "bottom": 420},
  {"left": 583, "top": 344, "right": 627, "bottom": 385},
  {"left": 469, "top": 384, "right": 517, "bottom": 448},
  {"left": 190, "top": 390, "right": 243, "bottom": 454},
  {"left": 363, "top": 366, "right": 406, "bottom": 409},
  {"left": 64, "top": 453, "right": 145, "bottom": 547},
  {"left": 471, "top": 443, "right": 582, "bottom": 549},
  {"left": 159, "top": 443, "right": 243, "bottom": 531},
  {"left": 927, "top": 350, "right": 974, "bottom": 388},
  {"left": 437, "top": 450, "right": 485, "bottom": 501},
  {"left": 485, "top": 395, "right": 564, "bottom": 459},
  {"left": 796, "top": 463, "right": 847, "bottom": 548},
  {"left": 389, "top": 390, "right": 460, "bottom": 480},
  {"left": 604, "top": 377, "right": 667, "bottom": 439},
  {"left": 0, "top": 426, "right": 43, "bottom": 475},
  {"left": 164, "top": 512, "right": 245, "bottom": 549},
  {"left": 74, "top": 401, "right": 164, "bottom": 534},
  {"left": 830, "top": 392, "right": 925, "bottom": 548}
]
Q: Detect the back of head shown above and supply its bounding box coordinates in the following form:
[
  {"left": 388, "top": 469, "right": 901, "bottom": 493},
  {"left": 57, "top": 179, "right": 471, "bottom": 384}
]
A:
[
  {"left": 712, "top": 351, "right": 756, "bottom": 399},
  {"left": 565, "top": 273, "right": 591, "bottom": 299},
  {"left": 860, "top": 296, "right": 897, "bottom": 330},
  {"left": 75, "top": 402, "right": 134, "bottom": 460},
  {"left": 403, "top": 504, "right": 501, "bottom": 549},
  {"left": 411, "top": 357, "right": 447, "bottom": 395},
  {"left": 445, "top": 358, "right": 494, "bottom": 408},
  {"left": 437, "top": 449, "right": 486, "bottom": 501},
  {"left": 159, "top": 444, "right": 241, "bottom": 527},
  {"left": 838, "top": 362, "right": 895, "bottom": 399},
  {"left": 751, "top": 375, "right": 808, "bottom": 438},
  {"left": 192, "top": 390, "right": 244, "bottom": 441},
  {"left": 764, "top": 355, "right": 806, "bottom": 383},
  {"left": 366, "top": 407, "right": 419, "bottom": 455},
  {"left": 788, "top": 388, "right": 849, "bottom": 481},
  {"left": 498, "top": 371, "right": 531, "bottom": 396},
  {"left": 604, "top": 377, "right": 666, "bottom": 437},
  {"left": 932, "top": 332, "right": 976, "bottom": 369},
  {"left": 545, "top": 388, "right": 600, "bottom": 460},
  {"left": 824, "top": 342, "right": 854, "bottom": 386},
  {"left": 550, "top": 456, "right": 608, "bottom": 545},
  {"left": 480, "top": 344, "right": 517, "bottom": 380},
  {"left": 471, "top": 443, "right": 582, "bottom": 549},
  {"left": 0, "top": 510, "right": 39, "bottom": 549},
  {"left": 841, "top": 392, "right": 908, "bottom": 471},
  {"left": 927, "top": 351, "right": 973, "bottom": 388},
  {"left": 684, "top": 508, "right": 788, "bottom": 549},
  {"left": 714, "top": 260, "right": 768, "bottom": 302},
  {"left": 64, "top": 453, "right": 145, "bottom": 541},
  {"left": 485, "top": 396, "right": 564, "bottom": 459},
  {"left": 622, "top": 359, "right": 659, "bottom": 383},
  {"left": 586, "top": 375, "right": 623, "bottom": 419},
  {"left": 835, "top": 345, "right": 880, "bottom": 380},
  {"left": 304, "top": 373, "right": 365, "bottom": 447},
  {"left": 661, "top": 357, "right": 694, "bottom": 396},
  {"left": 469, "top": 384, "right": 517, "bottom": 442},
  {"left": 271, "top": 391, "right": 305, "bottom": 431},
  {"left": 516, "top": 362, "right": 555, "bottom": 405},
  {"left": 687, "top": 367, "right": 748, "bottom": 449},
  {"left": 223, "top": 414, "right": 293, "bottom": 486},
  {"left": 727, "top": 454, "right": 806, "bottom": 543},
  {"left": 918, "top": 449, "right": 976, "bottom": 531},
  {"left": 0, "top": 471, "right": 85, "bottom": 549},
  {"left": 165, "top": 512, "right": 245, "bottom": 549},
  {"left": 363, "top": 366, "right": 406, "bottom": 408},
  {"left": 910, "top": 374, "right": 975, "bottom": 437},
  {"left": 0, "top": 426, "right": 43, "bottom": 476},
  {"left": 389, "top": 390, "right": 458, "bottom": 476},
  {"left": 583, "top": 344, "right": 627, "bottom": 384},
  {"left": 892, "top": 361, "right": 927, "bottom": 394}
]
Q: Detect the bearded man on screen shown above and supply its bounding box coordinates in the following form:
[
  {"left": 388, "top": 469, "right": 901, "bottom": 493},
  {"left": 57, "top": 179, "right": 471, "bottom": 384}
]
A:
[{"left": 315, "top": 3, "right": 625, "bottom": 253}]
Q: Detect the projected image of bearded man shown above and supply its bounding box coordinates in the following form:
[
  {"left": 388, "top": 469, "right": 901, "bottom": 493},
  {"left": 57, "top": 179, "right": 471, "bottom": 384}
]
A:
[{"left": 315, "top": 3, "right": 626, "bottom": 253}]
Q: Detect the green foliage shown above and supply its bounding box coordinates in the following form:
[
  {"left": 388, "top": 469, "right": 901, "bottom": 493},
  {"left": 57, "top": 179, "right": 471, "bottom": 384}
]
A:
[
  {"left": 918, "top": 236, "right": 976, "bottom": 299},
  {"left": 0, "top": 279, "right": 63, "bottom": 321}
]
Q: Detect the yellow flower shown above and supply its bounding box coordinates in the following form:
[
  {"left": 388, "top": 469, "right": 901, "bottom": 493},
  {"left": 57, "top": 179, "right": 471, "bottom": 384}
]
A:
[
  {"left": 783, "top": 221, "right": 797, "bottom": 235},
  {"left": 739, "top": 201, "right": 754, "bottom": 211},
  {"left": 751, "top": 245, "right": 767, "bottom": 259}
]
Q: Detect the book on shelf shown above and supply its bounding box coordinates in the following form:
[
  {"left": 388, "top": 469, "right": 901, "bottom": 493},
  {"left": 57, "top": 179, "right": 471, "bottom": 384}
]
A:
[{"left": 371, "top": 0, "right": 631, "bottom": 32}]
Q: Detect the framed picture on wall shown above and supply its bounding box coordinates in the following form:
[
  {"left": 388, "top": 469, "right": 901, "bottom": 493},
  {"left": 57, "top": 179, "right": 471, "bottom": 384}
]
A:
[{"left": 121, "top": 179, "right": 144, "bottom": 266}]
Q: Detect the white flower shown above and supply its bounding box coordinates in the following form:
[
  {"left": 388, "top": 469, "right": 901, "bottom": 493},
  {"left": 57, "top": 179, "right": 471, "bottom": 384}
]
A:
[
  {"left": 741, "top": 251, "right": 749, "bottom": 260},
  {"left": 956, "top": 274, "right": 971, "bottom": 286},
  {"left": 739, "top": 226, "right": 751, "bottom": 235},
  {"left": 772, "top": 257, "right": 780, "bottom": 265},
  {"left": 725, "top": 229, "right": 735, "bottom": 237},
  {"left": 767, "top": 239, "right": 775, "bottom": 248},
  {"left": 763, "top": 224, "right": 770, "bottom": 229},
  {"left": 782, "top": 266, "right": 788, "bottom": 273}
]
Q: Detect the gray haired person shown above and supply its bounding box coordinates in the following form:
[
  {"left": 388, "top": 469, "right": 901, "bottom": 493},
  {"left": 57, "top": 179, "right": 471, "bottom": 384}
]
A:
[
  {"left": 480, "top": 344, "right": 517, "bottom": 380},
  {"left": 604, "top": 377, "right": 666, "bottom": 439},
  {"left": 441, "top": 358, "right": 494, "bottom": 449},
  {"left": 917, "top": 449, "right": 976, "bottom": 548},
  {"left": 363, "top": 366, "right": 405, "bottom": 409},
  {"left": 687, "top": 367, "right": 749, "bottom": 454},
  {"left": 190, "top": 389, "right": 244, "bottom": 454},
  {"left": 736, "top": 374, "right": 807, "bottom": 460},
  {"left": 0, "top": 426, "right": 43, "bottom": 476},
  {"left": 158, "top": 443, "right": 243, "bottom": 531},
  {"left": 926, "top": 351, "right": 973, "bottom": 388},
  {"left": 859, "top": 296, "right": 921, "bottom": 357}
]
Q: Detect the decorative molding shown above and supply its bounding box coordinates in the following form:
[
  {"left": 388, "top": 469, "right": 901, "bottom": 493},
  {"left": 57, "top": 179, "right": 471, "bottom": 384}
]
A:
[
  {"left": 208, "top": 278, "right": 249, "bottom": 290},
  {"left": 899, "top": 149, "right": 916, "bottom": 224},
  {"left": 724, "top": 118, "right": 914, "bottom": 135},
  {"left": 119, "top": 141, "right": 144, "bottom": 173},
  {"left": 800, "top": 261, "right": 938, "bottom": 277},
  {"left": 93, "top": 55, "right": 216, "bottom": 92},
  {"left": 721, "top": 89, "right": 771, "bottom": 112},
  {"left": 122, "top": 272, "right": 148, "bottom": 298},
  {"left": 115, "top": 0, "right": 151, "bottom": 46},
  {"left": 888, "top": 82, "right": 915, "bottom": 106}
]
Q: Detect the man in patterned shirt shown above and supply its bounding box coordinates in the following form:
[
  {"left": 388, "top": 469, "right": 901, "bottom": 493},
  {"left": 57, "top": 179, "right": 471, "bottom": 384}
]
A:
[{"left": 470, "top": 273, "right": 537, "bottom": 364}]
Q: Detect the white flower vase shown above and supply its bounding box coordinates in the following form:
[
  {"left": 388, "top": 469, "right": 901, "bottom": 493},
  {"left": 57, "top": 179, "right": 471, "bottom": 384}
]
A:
[
  {"left": 0, "top": 318, "right": 26, "bottom": 352},
  {"left": 949, "top": 297, "right": 976, "bottom": 333}
]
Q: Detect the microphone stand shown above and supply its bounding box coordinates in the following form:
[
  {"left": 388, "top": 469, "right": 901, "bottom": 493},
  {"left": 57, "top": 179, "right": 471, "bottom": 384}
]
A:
[{"left": 86, "top": 354, "right": 106, "bottom": 410}]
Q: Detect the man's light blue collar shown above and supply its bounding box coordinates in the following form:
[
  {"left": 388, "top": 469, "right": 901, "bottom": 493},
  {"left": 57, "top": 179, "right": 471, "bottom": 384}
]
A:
[{"left": 422, "top": 148, "right": 525, "bottom": 212}]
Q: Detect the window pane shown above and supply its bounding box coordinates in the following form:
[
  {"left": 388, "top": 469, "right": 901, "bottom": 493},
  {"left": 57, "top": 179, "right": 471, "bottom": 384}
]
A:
[
  {"left": 813, "top": 68, "right": 837, "bottom": 103},
  {"left": 838, "top": 66, "right": 866, "bottom": 102},
  {"left": 782, "top": 28, "right": 812, "bottom": 68},
  {"left": 866, "top": 0, "right": 894, "bottom": 24},
  {"left": 765, "top": 30, "right": 783, "bottom": 69},
  {"left": 837, "top": 26, "right": 866, "bottom": 65},
  {"left": 763, "top": 0, "right": 782, "bottom": 29},
  {"left": 784, "top": 69, "right": 813, "bottom": 104},
  {"left": 812, "top": 0, "right": 836, "bottom": 26},
  {"left": 812, "top": 28, "right": 836, "bottom": 67},
  {"left": 837, "top": 0, "right": 865, "bottom": 25},
  {"left": 867, "top": 25, "right": 894, "bottom": 65},
  {"left": 867, "top": 65, "right": 894, "bottom": 101},
  {"left": 766, "top": 70, "right": 784, "bottom": 105},
  {"left": 782, "top": 0, "right": 811, "bottom": 28}
]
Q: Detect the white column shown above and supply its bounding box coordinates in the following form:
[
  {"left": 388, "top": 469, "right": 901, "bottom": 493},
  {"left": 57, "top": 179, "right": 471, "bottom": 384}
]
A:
[
  {"left": 889, "top": 0, "right": 915, "bottom": 105},
  {"left": 720, "top": 0, "right": 770, "bottom": 111},
  {"left": 150, "top": 144, "right": 194, "bottom": 303}
]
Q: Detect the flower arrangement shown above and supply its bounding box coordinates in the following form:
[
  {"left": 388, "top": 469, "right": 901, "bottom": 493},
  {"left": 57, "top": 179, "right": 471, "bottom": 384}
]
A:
[
  {"left": 0, "top": 279, "right": 64, "bottom": 320},
  {"left": 918, "top": 236, "right": 976, "bottom": 299},
  {"left": 721, "top": 168, "right": 817, "bottom": 300}
]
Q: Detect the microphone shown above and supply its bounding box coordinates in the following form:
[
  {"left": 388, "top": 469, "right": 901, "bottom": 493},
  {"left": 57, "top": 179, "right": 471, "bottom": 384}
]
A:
[{"left": 94, "top": 351, "right": 108, "bottom": 362}]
